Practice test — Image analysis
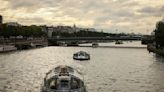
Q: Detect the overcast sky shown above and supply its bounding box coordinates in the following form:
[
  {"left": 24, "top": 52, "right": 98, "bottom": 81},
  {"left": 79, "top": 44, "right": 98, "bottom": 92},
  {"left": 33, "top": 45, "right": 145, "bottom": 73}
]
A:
[{"left": 0, "top": 0, "right": 164, "bottom": 34}]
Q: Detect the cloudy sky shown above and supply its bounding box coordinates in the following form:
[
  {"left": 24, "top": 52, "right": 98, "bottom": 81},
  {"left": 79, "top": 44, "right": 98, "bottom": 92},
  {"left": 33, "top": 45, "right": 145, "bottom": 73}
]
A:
[{"left": 0, "top": 0, "right": 164, "bottom": 34}]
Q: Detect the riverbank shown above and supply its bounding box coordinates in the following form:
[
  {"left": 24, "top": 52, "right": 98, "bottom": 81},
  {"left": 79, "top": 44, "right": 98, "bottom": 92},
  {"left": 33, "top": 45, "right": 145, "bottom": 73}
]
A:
[
  {"left": 0, "top": 43, "right": 47, "bottom": 53},
  {"left": 147, "top": 44, "right": 164, "bottom": 56},
  {"left": 78, "top": 45, "right": 146, "bottom": 49},
  {"left": 0, "top": 45, "right": 17, "bottom": 53},
  {"left": 0, "top": 38, "right": 48, "bottom": 53}
]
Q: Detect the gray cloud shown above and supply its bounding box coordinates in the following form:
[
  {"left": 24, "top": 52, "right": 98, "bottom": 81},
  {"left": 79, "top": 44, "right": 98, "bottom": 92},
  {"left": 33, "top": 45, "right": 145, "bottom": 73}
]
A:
[
  {"left": 138, "top": 6, "right": 164, "bottom": 17},
  {"left": 5, "top": 0, "right": 38, "bottom": 8},
  {"left": 1, "top": 0, "right": 164, "bottom": 34}
]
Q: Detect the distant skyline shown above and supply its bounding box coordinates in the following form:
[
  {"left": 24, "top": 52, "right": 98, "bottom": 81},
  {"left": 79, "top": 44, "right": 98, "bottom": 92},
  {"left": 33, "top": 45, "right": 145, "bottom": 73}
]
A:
[{"left": 0, "top": 0, "right": 164, "bottom": 34}]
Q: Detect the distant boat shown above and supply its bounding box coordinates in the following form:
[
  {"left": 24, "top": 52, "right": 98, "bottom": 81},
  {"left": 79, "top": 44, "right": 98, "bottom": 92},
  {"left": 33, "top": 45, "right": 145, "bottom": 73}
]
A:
[
  {"left": 42, "top": 65, "right": 87, "bottom": 92},
  {"left": 92, "top": 43, "right": 99, "bottom": 48},
  {"left": 58, "top": 42, "right": 67, "bottom": 46},
  {"left": 73, "top": 51, "right": 90, "bottom": 60},
  {"left": 115, "top": 40, "right": 123, "bottom": 44}
]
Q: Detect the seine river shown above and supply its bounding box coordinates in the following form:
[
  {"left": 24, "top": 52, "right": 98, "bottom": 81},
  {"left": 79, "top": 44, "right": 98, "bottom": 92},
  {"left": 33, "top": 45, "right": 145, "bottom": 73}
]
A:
[{"left": 0, "top": 41, "right": 164, "bottom": 92}]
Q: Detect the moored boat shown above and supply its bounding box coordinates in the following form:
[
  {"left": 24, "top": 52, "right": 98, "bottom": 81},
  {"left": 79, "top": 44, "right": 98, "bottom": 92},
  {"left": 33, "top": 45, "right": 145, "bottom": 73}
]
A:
[
  {"left": 42, "top": 65, "right": 87, "bottom": 92},
  {"left": 92, "top": 43, "right": 98, "bottom": 48},
  {"left": 73, "top": 51, "right": 90, "bottom": 60},
  {"left": 115, "top": 40, "right": 123, "bottom": 44}
]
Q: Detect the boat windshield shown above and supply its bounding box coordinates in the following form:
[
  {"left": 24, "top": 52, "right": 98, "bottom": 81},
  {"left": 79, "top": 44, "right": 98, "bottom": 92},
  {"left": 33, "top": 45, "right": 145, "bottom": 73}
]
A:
[
  {"left": 79, "top": 53, "right": 85, "bottom": 56},
  {"left": 60, "top": 80, "right": 69, "bottom": 88}
]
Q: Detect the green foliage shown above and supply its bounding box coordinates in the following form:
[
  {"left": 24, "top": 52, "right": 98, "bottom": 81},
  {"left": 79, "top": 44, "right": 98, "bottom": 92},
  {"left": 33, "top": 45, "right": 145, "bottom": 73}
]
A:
[
  {"left": 52, "top": 30, "right": 130, "bottom": 38},
  {"left": 52, "top": 30, "right": 110, "bottom": 37},
  {"left": 155, "top": 21, "right": 164, "bottom": 48},
  {"left": 0, "top": 24, "right": 46, "bottom": 38}
]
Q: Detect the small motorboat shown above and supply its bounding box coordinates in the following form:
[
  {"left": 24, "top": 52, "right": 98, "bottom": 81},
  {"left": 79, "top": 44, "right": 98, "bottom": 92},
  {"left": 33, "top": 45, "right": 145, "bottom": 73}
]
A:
[
  {"left": 42, "top": 65, "right": 87, "bottom": 92},
  {"left": 73, "top": 51, "right": 90, "bottom": 60},
  {"left": 92, "top": 43, "right": 99, "bottom": 48},
  {"left": 115, "top": 40, "right": 123, "bottom": 44}
]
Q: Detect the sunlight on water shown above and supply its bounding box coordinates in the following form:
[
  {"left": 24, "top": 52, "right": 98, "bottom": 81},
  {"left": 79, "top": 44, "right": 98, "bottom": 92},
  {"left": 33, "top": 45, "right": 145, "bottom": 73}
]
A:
[{"left": 0, "top": 42, "right": 164, "bottom": 92}]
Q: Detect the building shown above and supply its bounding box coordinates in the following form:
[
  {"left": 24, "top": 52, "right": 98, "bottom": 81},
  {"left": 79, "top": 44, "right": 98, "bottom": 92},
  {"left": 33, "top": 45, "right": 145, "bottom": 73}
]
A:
[
  {"left": 88, "top": 28, "right": 96, "bottom": 32},
  {"left": 47, "top": 27, "right": 54, "bottom": 38},
  {"left": 41, "top": 26, "right": 56, "bottom": 38},
  {"left": 41, "top": 25, "right": 48, "bottom": 33},
  {"left": 76, "top": 28, "right": 96, "bottom": 32},
  {"left": 41, "top": 24, "right": 97, "bottom": 38},
  {"left": 6, "top": 22, "right": 21, "bottom": 27}
]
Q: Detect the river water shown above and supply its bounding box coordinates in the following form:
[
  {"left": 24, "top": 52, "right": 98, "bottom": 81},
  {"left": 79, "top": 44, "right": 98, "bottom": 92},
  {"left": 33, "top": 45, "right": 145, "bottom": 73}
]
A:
[{"left": 0, "top": 41, "right": 164, "bottom": 92}]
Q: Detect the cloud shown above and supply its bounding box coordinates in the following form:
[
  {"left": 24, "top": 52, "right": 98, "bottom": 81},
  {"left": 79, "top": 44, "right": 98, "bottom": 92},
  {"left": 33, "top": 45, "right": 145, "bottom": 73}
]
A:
[
  {"left": 0, "top": 0, "right": 164, "bottom": 34},
  {"left": 138, "top": 6, "right": 164, "bottom": 17}
]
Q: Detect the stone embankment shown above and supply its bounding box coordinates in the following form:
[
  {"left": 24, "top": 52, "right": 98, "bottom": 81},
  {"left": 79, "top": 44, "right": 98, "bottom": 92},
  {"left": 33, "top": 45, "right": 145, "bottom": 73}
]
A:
[{"left": 0, "top": 45, "right": 17, "bottom": 52}]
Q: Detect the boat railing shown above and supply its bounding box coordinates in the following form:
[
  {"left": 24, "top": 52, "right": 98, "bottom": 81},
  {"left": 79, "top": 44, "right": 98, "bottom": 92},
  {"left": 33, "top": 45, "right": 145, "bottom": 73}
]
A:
[{"left": 46, "top": 87, "right": 86, "bottom": 92}]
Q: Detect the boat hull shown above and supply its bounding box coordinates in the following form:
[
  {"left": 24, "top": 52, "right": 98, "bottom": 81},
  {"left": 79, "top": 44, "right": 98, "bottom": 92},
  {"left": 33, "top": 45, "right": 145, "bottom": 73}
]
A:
[
  {"left": 73, "top": 56, "right": 90, "bottom": 60},
  {"left": 42, "top": 66, "right": 87, "bottom": 92},
  {"left": 73, "top": 51, "right": 90, "bottom": 61}
]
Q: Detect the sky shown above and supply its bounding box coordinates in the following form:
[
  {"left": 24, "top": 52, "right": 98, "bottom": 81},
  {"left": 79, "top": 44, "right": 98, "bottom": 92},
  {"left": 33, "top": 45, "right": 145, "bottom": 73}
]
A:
[{"left": 0, "top": 0, "right": 164, "bottom": 34}]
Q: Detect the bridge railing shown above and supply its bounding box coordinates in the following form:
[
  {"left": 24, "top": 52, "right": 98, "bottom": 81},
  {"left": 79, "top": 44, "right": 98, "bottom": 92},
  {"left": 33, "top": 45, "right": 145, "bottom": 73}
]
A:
[{"left": 49, "top": 36, "right": 141, "bottom": 41}]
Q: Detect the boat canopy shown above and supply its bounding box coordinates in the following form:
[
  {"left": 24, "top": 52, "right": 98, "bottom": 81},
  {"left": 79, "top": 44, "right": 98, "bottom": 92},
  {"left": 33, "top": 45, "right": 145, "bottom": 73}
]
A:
[
  {"left": 42, "top": 65, "right": 86, "bottom": 92},
  {"left": 74, "top": 51, "right": 89, "bottom": 55},
  {"left": 45, "top": 65, "right": 84, "bottom": 81}
]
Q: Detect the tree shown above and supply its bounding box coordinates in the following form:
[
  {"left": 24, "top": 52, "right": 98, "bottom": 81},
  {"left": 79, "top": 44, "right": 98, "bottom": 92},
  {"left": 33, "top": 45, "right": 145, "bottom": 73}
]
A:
[{"left": 155, "top": 21, "right": 164, "bottom": 48}]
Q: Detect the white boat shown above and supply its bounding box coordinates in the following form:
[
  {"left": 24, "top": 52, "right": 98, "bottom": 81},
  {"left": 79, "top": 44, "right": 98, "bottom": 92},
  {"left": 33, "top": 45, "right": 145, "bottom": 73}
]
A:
[
  {"left": 42, "top": 65, "right": 87, "bottom": 92},
  {"left": 92, "top": 43, "right": 98, "bottom": 48},
  {"left": 58, "top": 42, "right": 67, "bottom": 47},
  {"left": 73, "top": 51, "right": 90, "bottom": 60},
  {"left": 115, "top": 40, "right": 123, "bottom": 44}
]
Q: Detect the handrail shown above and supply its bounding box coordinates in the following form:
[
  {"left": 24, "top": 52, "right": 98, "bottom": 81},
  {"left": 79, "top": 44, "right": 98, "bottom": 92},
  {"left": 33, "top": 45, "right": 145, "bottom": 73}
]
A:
[{"left": 44, "top": 87, "right": 86, "bottom": 92}]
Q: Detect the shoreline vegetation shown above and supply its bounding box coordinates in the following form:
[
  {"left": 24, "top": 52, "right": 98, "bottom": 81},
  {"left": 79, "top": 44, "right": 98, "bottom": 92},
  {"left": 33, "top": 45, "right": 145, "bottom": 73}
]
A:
[
  {"left": 0, "top": 18, "right": 142, "bottom": 52},
  {"left": 0, "top": 15, "right": 144, "bottom": 53},
  {"left": 0, "top": 38, "right": 48, "bottom": 53},
  {"left": 147, "top": 19, "right": 164, "bottom": 56},
  {"left": 0, "top": 20, "right": 48, "bottom": 52},
  {"left": 147, "top": 44, "right": 164, "bottom": 56}
]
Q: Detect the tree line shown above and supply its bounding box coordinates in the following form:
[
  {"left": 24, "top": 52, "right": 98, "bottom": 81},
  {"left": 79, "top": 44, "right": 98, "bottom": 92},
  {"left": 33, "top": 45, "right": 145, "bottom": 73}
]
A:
[
  {"left": 52, "top": 30, "right": 131, "bottom": 37},
  {"left": 155, "top": 20, "right": 164, "bottom": 48},
  {"left": 0, "top": 24, "right": 46, "bottom": 38},
  {"left": 0, "top": 23, "right": 141, "bottom": 39}
]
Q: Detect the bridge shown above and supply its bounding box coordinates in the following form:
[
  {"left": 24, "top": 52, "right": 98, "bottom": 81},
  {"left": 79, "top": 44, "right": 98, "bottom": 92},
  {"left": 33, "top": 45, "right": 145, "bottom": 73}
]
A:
[{"left": 48, "top": 36, "right": 141, "bottom": 46}]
